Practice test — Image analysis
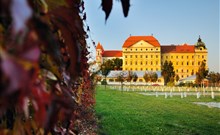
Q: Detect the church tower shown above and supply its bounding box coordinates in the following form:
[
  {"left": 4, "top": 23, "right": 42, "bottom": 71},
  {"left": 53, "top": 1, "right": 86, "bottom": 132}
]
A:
[{"left": 96, "top": 42, "right": 104, "bottom": 65}]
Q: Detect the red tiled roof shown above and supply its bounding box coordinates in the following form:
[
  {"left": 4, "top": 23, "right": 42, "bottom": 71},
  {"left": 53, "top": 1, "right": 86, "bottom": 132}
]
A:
[
  {"left": 102, "top": 50, "right": 122, "bottom": 57},
  {"left": 96, "top": 42, "right": 104, "bottom": 51},
  {"left": 161, "top": 44, "right": 195, "bottom": 53},
  {"left": 122, "top": 36, "right": 160, "bottom": 48}
]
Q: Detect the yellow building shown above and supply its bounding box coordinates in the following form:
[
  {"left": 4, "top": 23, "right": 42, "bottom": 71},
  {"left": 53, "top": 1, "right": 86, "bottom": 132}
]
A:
[{"left": 96, "top": 35, "right": 208, "bottom": 80}]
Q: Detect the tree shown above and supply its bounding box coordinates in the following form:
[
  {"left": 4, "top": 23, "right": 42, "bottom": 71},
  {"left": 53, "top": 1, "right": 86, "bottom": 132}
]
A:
[
  {"left": 143, "top": 72, "right": 150, "bottom": 83},
  {"left": 100, "top": 60, "right": 112, "bottom": 90},
  {"left": 116, "top": 71, "right": 126, "bottom": 91},
  {"left": 133, "top": 72, "right": 138, "bottom": 83},
  {"left": 161, "top": 60, "right": 175, "bottom": 85},
  {"left": 195, "top": 61, "right": 208, "bottom": 87},
  {"left": 151, "top": 72, "right": 158, "bottom": 82},
  {"left": 0, "top": 0, "right": 131, "bottom": 134},
  {"left": 112, "top": 58, "right": 123, "bottom": 70}
]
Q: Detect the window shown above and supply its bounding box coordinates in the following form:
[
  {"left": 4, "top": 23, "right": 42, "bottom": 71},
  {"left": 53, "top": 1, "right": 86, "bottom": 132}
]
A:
[
  {"left": 139, "top": 79, "right": 143, "bottom": 82},
  {"left": 130, "top": 55, "right": 132, "bottom": 58},
  {"left": 192, "top": 56, "right": 194, "bottom": 59},
  {"left": 182, "top": 62, "right": 184, "bottom": 65},
  {"left": 141, "top": 49, "right": 142, "bottom": 51},
  {"left": 135, "top": 68, "right": 137, "bottom": 70},
  {"left": 125, "top": 49, "right": 127, "bottom": 51},
  {"left": 130, "top": 68, "right": 132, "bottom": 70},
  {"left": 151, "top": 55, "right": 153, "bottom": 58},
  {"left": 140, "top": 68, "right": 142, "bottom": 70},
  {"left": 151, "top": 61, "right": 153, "bottom": 65},
  {"left": 176, "top": 69, "right": 178, "bottom": 73},
  {"left": 135, "top": 61, "right": 137, "bottom": 65},
  {"left": 125, "top": 55, "right": 127, "bottom": 58},
  {"left": 176, "top": 62, "right": 178, "bottom": 65},
  {"left": 187, "top": 62, "right": 189, "bottom": 65},
  {"left": 166, "top": 56, "right": 168, "bottom": 59},
  {"left": 182, "top": 69, "right": 184, "bottom": 72},
  {"left": 146, "top": 49, "right": 148, "bottom": 51},
  {"left": 151, "top": 49, "right": 153, "bottom": 51},
  {"left": 151, "top": 68, "right": 153, "bottom": 71},
  {"left": 125, "top": 61, "right": 127, "bottom": 65},
  {"left": 156, "top": 61, "right": 158, "bottom": 65},
  {"left": 198, "top": 55, "right": 200, "bottom": 58},
  {"left": 198, "top": 61, "right": 200, "bottom": 65},
  {"left": 146, "top": 61, "right": 148, "bottom": 65},
  {"left": 187, "top": 69, "right": 188, "bottom": 73},
  {"left": 182, "top": 56, "right": 184, "bottom": 59},
  {"left": 140, "top": 55, "right": 142, "bottom": 58},
  {"left": 140, "top": 61, "right": 142, "bottom": 65},
  {"left": 156, "top": 55, "right": 158, "bottom": 58},
  {"left": 171, "top": 56, "right": 173, "bottom": 59},
  {"left": 176, "top": 56, "right": 178, "bottom": 59},
  {"left": 146, "top": 55, "right": 148, "bottom": 58},
  {"left": 130, "top": 49, "right": 132, "bottom": 51},
  {"left": 156, "top": 68, "right": 158, "bottom": 70},
  {"left": 146, "top": 68, "right": 148, "bottom": 70},
  {"left": 130, "top": 61, "right": 132, "bottom": 65},
  {"left": 192, "top": 62, "right": 194, "bottom": 65},
  {"left": 135, "top": 55, "right": 137, "bottom": 58},
  {"left": 202, "top": 55, "right": 204, "bottom": 58},
  {"left": 187, "top": 56, "right": 188, "bottom": 59},
  {"left": 136, "top": 49, "right": 137, "bottom": 51}
]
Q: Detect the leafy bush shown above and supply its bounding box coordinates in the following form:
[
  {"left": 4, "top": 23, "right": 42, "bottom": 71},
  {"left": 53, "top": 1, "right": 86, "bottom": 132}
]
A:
[{"left": 101, "top": 79, "right": 108, "bottom": 85}]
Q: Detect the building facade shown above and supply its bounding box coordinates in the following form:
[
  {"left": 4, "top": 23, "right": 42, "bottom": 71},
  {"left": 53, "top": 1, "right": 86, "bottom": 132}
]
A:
[{"left": 96, "top": 35, "right": 208, "bottom": 80}]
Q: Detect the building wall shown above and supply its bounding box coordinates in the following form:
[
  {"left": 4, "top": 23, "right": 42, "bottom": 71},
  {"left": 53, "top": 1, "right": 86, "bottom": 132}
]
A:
[
  {"left": 97, "top": 38, "right": 208, "bottom": 81},
  {"left": 122, "top": 40, "right": 161, "bottom": 71}
]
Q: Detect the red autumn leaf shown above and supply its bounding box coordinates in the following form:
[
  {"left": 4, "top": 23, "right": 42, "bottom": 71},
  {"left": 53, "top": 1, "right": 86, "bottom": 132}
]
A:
[
  {"left": 121, "top": 0, "right": 130, "bottom": 17},
  {"left": 101, "top": 0, "right": 113, "bottom": 21},
  {"left": 50, "top": 7, "right": 81, "bottom": 78},
  {"left": 0, "top": 49, "right": 30, "bottom": 94}
]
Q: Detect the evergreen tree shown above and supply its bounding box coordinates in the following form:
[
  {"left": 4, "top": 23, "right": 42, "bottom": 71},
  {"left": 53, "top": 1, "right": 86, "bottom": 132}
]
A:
[{"left": 161, "top": 60, "right": 175, "bottom": 85}]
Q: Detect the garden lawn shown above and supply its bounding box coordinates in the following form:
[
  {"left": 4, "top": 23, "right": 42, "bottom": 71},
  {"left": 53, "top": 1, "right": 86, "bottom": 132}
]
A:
[{"left": 95, "top": 86, "right": 220, "bottom": 135}]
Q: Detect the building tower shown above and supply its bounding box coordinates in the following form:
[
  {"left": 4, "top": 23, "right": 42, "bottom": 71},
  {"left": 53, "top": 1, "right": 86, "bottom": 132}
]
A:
[
  {"left": 96, "top": 42, "right": 104, "bottom": 65},
  {"left": 194, "top": 36, "right": 208, "bottom": 71}
]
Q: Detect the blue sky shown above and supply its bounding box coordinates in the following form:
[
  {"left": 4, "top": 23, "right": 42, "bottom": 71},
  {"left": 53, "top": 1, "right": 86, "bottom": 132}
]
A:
[{"left": 85, "top": 0, "right": 219, "bottom": 72}]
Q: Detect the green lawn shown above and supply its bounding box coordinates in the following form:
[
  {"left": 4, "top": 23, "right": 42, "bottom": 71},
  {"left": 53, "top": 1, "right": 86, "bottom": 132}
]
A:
[{"left": 95, "top": 86, "right": 220, "bottom": 135}]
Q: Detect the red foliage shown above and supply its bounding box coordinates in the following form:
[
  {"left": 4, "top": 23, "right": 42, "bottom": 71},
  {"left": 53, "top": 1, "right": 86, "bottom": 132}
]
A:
[{"left": 0, "top": 0, "right": 96, "bottom": 134}]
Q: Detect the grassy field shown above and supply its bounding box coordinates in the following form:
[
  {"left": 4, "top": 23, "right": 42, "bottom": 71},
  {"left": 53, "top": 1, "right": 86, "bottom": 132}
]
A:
[{"left": 95, "top": 86, "right": 220, "bottom": 135}]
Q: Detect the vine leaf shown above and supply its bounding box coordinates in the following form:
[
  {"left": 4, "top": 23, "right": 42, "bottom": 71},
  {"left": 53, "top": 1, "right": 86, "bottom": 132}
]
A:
[
  {"left": 101, "top": 0, "right": 113, "bottom": 21},
  {"left": 121, "top": 0, "right": 130, "bottom": 17}
]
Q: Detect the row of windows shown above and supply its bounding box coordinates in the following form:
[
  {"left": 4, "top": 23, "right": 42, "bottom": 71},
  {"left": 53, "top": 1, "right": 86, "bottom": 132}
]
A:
[
  {"left": 162, "top": 55, "right": 206, "bottom": 59},
  {"left": 176, "top": 69, "right": 194, "bottom": 73},
  {"left": 161, "top": 61, "right": 204, "bottom": 66},
  {"left": 124, "top": 55, "right": 206, "bottom": 59},
  {"left": 125, "top": 61, "right": 160, "bottom": 65},
  {"left": 125, "top": 55, "right": 160, "bottom": 59},
  {"left": 124, "top": 48, "right": 159, "bottom": 51},
  {"left": 125, "top": 61, "right": 203, "bottom": 66},
  {"left": 124, "top": 68, "right": 159, "bottom": 71}
]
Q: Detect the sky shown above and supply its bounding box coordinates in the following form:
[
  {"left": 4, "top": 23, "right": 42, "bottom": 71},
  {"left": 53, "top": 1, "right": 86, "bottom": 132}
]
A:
[{"left": 84, "top": 0, "right": 219, "bottom": 72}]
